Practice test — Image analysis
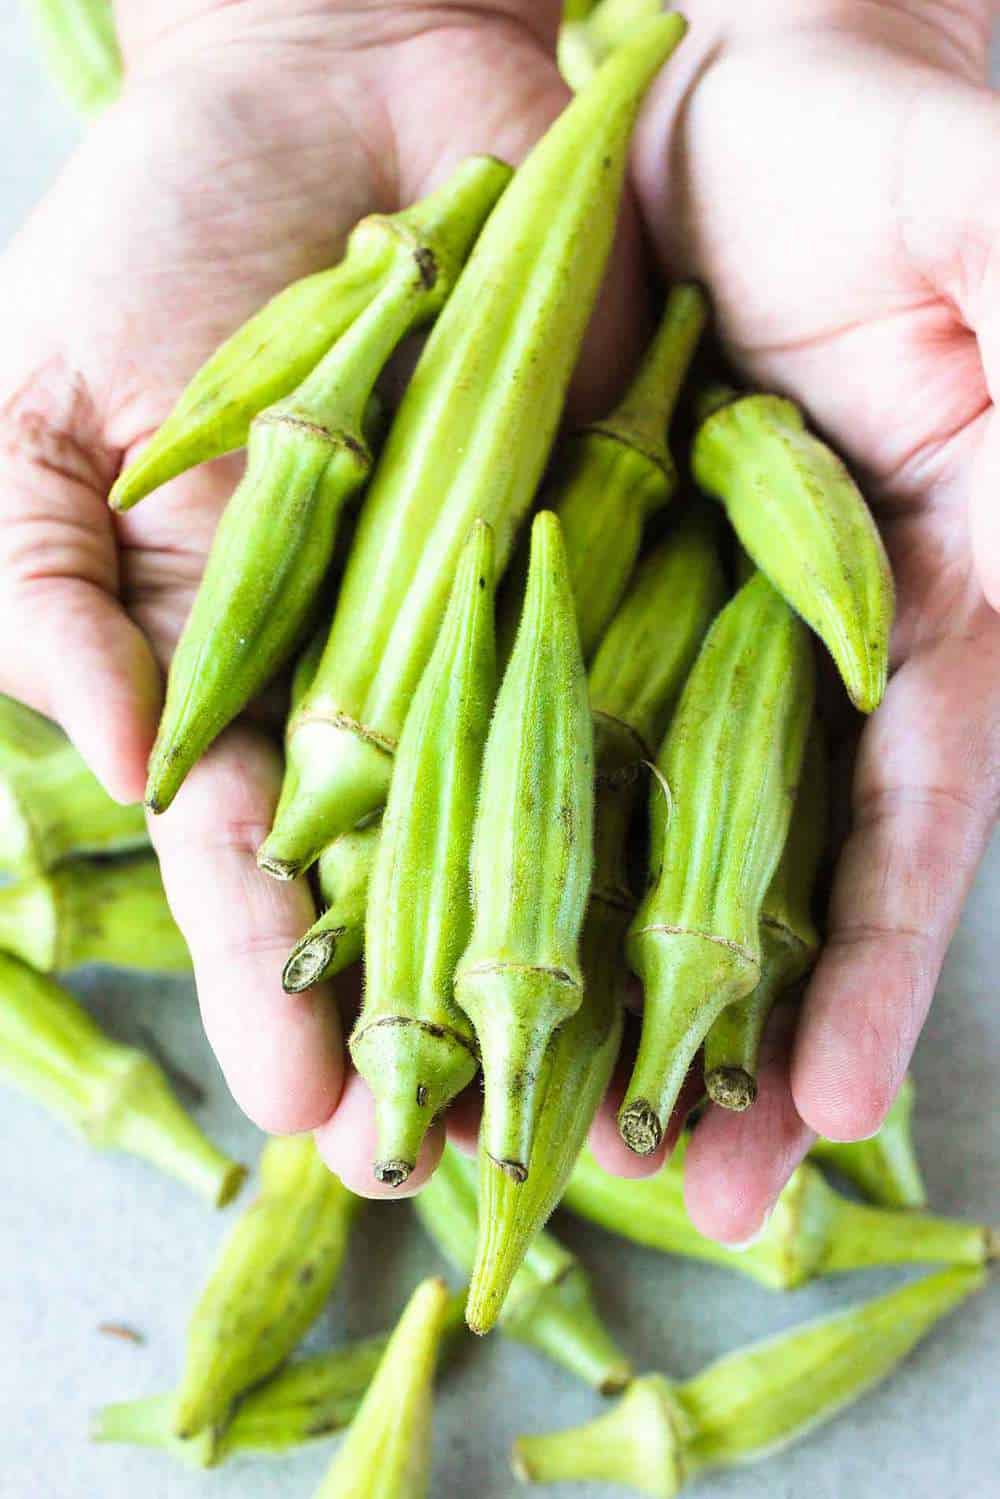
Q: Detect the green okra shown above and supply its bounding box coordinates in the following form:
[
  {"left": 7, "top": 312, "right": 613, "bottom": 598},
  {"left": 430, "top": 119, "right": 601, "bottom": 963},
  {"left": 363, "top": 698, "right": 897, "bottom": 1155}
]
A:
[
  {"left": 282, "top": 822, "right": 378, "bottom": 992},
  {"left": 259, "top": 15, "right": 689, "bottom": 880},
  {"left": 563, "top": 1138, "right": 998, "bottom": 1290},
  {"left": 351, "top": 524, "right": 496, "bottom": 1184},
  {"left": 0, "top": 853, "right": 188, "bottom": 974},
  {"left": 692, "top": 386, "right": 894, "bottom": 713},
  {"left": 416, "top": 1145, "right": 631, "bottom": 1393},
  {"left": 25, "top": 0, "right": 122, "bottom": 117},
  {"left": 311, "top": 1277, "right": 450, "bottom": 1499},
  {"left": 513, "top": 1265, "right": 986, "bottom": 1494},
  {"left": 559, "top": 0, "right": 663, "bottom": 91},
  {"left": 0, "top": 695, "right": 147, "bottom": 875},
  {"left": 811, "top": 1074, "right": 927, "bottom": 1210},
  {"left": 621, "top": 572, "right": 814, "bottom": 1155},
  {"left": 703, "top": 723, "right": 827, "bottom": 1111},
  {"left": 172, "top": 1134, "right": 357, "bottom": 1440},
  {"left": 455, "top": 512, "right": 593, "bottom": 1182},
  {"left": 110, "top": 160, "right": 512, "bottom": 513},
  {"left": 0, "top": 953, "right": 243, "bottom": 1205}
]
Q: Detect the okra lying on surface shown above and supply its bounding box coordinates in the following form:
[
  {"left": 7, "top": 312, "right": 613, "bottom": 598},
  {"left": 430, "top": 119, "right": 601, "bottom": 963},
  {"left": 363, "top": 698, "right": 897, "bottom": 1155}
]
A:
[
  {"left": 0, "top": 954, "right": 242, "bottom": 1206},
  {"left": 260, "top": 16, "right": 689, "bottom": 879},
  {"left": 811, "top": 1075, "right": 927, "bottom": 1210},
  {"left": 282, "top": 822, "right": 378, "bottom": 993},
  {"left": 513, "top": 1266, "right": 987, "bottom": 1495}
]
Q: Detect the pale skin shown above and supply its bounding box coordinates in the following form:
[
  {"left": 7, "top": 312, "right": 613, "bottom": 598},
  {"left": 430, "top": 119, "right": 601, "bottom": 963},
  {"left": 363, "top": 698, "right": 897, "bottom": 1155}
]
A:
[{"left": 3, "top": 0, "right": 998, "bottom": 1241}]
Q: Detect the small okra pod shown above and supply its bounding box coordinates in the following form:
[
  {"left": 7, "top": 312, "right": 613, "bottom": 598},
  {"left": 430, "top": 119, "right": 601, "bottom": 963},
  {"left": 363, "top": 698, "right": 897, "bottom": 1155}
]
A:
[
  {"left": 282, "top": 822, "right": 379, "bottom": 993},
  {"left": 621, "top": 571, "right": 814, "bottom": 1156},
  {"left": 563, "top": 1138, "right": 998, "bottom": 1291},
  {"left": 260, "top": 15, "right": 689, "bottom": 879},
  {"left": 456, "top": 512, "right": 593, "bottom": 1183},
  {"left": 0, "top": 953, "right": 243, "bottom": 1206},
  {"left": 109, "top": 158, "right": 512, "bottom": 512},
  {"left": 703, "top": 723, "right": 827, "bottom": 1110},
  {"left": 692, "top": 385, "right": 895, "bottom": 713},
  {"left": 172, "top": 1135, "right": 358, "bottom": 1440},
  {"left": 0, "top": 695, "right": 147, "bottom": 874},
  {"left": 512, "top": 1266, "right": 986, "bottom": 1496},
  {"left": 26, "top": 0, "right": 123, "bottom": 118},
  {"left": 311, "top": 1277, "right": 450, "bottom": 1499},
  {"left": 811, "top": 1074, "right": 927, "bottom": 1209},
  {"left": 0, "top": 853, "right": 188, "bottom": 974},
  {"left": 351, "top": 523, "right": 496, "bottom": 1184},
  {"left": 416, "top": 1145, "right": 631, "bottom": 1393}
]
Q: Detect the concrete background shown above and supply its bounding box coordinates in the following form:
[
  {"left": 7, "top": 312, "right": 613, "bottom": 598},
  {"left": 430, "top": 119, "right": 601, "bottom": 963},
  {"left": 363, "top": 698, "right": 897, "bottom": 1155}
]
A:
[{"left": 1, "top": 8, "right": 998, "bottom": 1498}]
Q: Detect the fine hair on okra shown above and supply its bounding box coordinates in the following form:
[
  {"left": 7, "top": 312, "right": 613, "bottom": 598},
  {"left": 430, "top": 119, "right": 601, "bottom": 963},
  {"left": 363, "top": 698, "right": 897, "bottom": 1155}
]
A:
[{"left": 258, "top": 15, "right": 689, "bottom": 880}]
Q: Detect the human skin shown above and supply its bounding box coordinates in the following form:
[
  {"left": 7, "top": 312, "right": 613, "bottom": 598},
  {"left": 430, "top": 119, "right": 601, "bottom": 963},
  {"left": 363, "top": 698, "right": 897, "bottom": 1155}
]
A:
[{"left": 2, "top": 0, "right": 998, "bottom": 1239}]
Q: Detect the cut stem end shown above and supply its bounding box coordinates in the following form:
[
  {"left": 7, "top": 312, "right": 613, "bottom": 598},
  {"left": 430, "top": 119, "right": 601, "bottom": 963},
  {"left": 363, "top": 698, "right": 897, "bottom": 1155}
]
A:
[
  {"left": 705, "top": 1067, "right": 757, "bottom": 1113},
  {"left": 618, "top": 1098, "right": 662, "bottom": 1156}
]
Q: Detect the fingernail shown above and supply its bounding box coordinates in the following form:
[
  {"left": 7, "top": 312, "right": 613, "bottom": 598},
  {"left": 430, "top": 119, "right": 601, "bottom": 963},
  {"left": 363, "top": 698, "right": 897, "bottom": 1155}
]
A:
[{"left": 726, "top": 1207, "right": 774, "bottom": 1252}]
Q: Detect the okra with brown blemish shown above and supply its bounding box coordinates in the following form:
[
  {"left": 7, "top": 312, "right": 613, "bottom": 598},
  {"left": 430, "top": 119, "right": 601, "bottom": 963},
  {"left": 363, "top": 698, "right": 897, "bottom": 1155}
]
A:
[{"left": 282, "top": 821, "right": 378, "bottom": 992}]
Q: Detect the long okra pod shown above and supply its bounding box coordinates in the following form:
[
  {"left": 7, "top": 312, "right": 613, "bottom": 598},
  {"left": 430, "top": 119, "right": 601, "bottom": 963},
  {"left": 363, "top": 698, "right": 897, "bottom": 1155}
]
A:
[
  {"left": 811, "top": 1075, "right": 927, "bottom": 1209},
  {"left": 621, "top": 572, "right": 814, "bottom": 1154},
  {"left": 351, "top": 524, "right": 496, "bottom": 1183},
  {"left": 25, "top": 0, "right": 122, "bottom": 117},
  {"left": 0, "top": 954, "right": 242, "bottom": 1205},
  {"left": 692, "top": 386, "right": 894, "bottom": 712},
  {"left": 173, "top": 1135, "right": 357, "bottom": 1439},
  {"left": 456, "top": 512, "right": 593, "bottom": 1182},
  {"left": 282, "top": 823, "right": 378, "bottom": 992},
  {"left": 513, "top": 1266, "right": 986, "bottom": 1495},
  {"left": 259, "top": 16, "right": 689, "bottom": 878}
]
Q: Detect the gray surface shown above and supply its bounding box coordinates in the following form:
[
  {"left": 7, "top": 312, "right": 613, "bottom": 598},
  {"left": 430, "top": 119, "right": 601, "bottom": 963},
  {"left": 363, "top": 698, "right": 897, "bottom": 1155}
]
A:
[{"left": 1, "top": 8, "right": 999, "bottom": 1499}]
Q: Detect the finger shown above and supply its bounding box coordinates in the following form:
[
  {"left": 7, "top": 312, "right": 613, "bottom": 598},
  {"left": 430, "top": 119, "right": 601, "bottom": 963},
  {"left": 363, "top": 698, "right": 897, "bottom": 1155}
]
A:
[
  {"left": 315, "top": 1069, "right": 446, "bottom": 1200},
  {"left": 685, "top": 1003, "right": 815, "bottom": 1245},
  {"left": 147, "top": 722, "right": 344, "bottom": 1134},
  {"left": 792, "top": 630, "right": 1000, "bottom": 1141},
  {"left": 588, "top": 1025, "right": 701, "bottom": 1179}
]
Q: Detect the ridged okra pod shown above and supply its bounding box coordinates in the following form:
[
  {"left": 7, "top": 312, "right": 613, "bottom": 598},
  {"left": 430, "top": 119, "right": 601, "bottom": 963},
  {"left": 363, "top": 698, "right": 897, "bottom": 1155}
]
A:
[
  {"left": 0, "top": 853, "right": 188, "bottom": 973},
  {"left": 311, "top": 1277, "right": 450, "bottom": 1499},
  {"left": 467, "top": 517, "right": 726, "bottom": 1332},
  {"left": 498, "top": 284, "right": 708, "bottom": 663},
  {"left": 455, "top": 512, "right": 593, "bottom": 1182},
  {"left": 416, "top": 1145, "right": 631, "bottom": 1392},
  {"left": 0, "top": 695, "right": 147, "bottom": 874},
  {"left": 559, "top": 0, "right": 664, "bottom": 91},
  {"left": 811, "top": 1074, "right": 927, "bottom": 1209},
  {"left": 282, "top": 823, "right": 378, "bottom": 992},
  {"left": 351, "top": 524, "right": 495, "bottom": 1183},
  {"left": 703, "top": 724, "right": 827, "bottom": 1110},
  {"left": 25, "top": 0, "right": 123, "bottom": 118},
  {"left": 692, "top": 386, "right": 894, "bottom": 713},
  {"left": 110, "top": 160, "right": 512, "bottom": 513},
  {"left": 563, "top": 1139, "right": 998, "bottom": 1290},
  {"left": 0, "top": 953, "right": 243, "bottom": 1205},
  {"left": 173, "top": 1135, "right": 357, "bottom": 1439},
  {"left": 513, "top": 1266, "right": 986, "bottom": 1495},
  {"left": 260, "top": 16, "right": 689, "bottom": 878},
  {"left": 621, "top": 572, "right": 814, "bottom": 1154}
]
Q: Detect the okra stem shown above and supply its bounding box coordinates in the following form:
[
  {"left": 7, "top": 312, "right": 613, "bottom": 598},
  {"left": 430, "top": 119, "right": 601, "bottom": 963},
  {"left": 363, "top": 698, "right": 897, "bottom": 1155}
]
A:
[{"left": 282, "top": 823, "right": 378, "bottom": 992}]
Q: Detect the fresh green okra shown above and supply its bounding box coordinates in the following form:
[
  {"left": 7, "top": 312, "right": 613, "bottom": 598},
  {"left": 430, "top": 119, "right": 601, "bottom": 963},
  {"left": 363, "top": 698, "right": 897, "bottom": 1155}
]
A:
[
  {"left": 621, "top": 572, "right": 814, "bottom": 1155},
  {"left": 110, "top": 160, "right": 511, "bottom": 513},
  {"left": 692, "top": 386, "right": 894, "bottom": 713},
  {"left": 0, "top": 953, "right": 243, "bottom": 1205},
  {"left": 703, "top": 724, "right": 827, "bottom": 1110},
  {"left": 466, "top": 517, "right": 726, "bottom": 1333},
  {"left": 0, "top": 695, "right": 147, "bottom": 874},
  {"left": 311, "top": 1277, "right": 450, "bottom": 1499},
  {"left": 812, "top": 1075, "right": 927, "bottom": 1210},
  {"left": 351, "top": 524, "right": 496, "bottom": 1183},
  {"left": 559, "top": 0, "right": 669, "bottom": 91},
  {"left": 456, "top": 512, "right": 593, "bottom": 1182},
  {"left": 259, "top": 16, "right": 689, "bottom": 879},
  {"left": 172, "top": 1135, "right": 357, "bottom": 1439},
  {"left": 282, "top": 822, "right": 378, "bottom": 992},
  {"left": 498, "top": 284, "right": 709, "bottom": 663},
  {"left": 144, "top": 162, "right": 510, "bottom": 813},
  {"left": 512, "top": 1265, "right": 986, "bottom": 1495},
  {"left": 563, "top": 1138, "right": 998, "bottom": 1290},
  {"left": 25, "top": 0, "right": 122, "bottom": 117},
  {"left": 0, "top": 853, "right": 188, "bottom": 974},
  {"left": 416, "top": 1145, "right": 632, "bottom": 1393}
]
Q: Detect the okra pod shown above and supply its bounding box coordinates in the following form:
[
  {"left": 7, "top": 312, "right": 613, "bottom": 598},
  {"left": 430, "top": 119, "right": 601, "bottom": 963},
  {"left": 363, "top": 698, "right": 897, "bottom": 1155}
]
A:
[
  {"left": 812, "top": 1075, "right": 927, "bottom": 1209},
  {"left": 0, "top": 695, "right": 147, "bottom": 874},
  {"left": 456, "top": 512, "right": 593, "bottom": 1182},
  {"left": 0, "top": 953, "right": 242, "bottom": 1205},
  {"left": 621, "top": 572, "right": 814, "bottom": 1154},
  {"left": 351, "top": 523, "right": 495, "bottom": 1183},
  {"left": 260, "top": 16, "right": 689, "bottom": 878},
  {"left": 513, "top": 1266, "right": 986, "bottom": 1495},
  {"left": 25, "top": 0, "right": 122, "bottom": 118},
  {"left": 692, "top": 386, "right": 894, "bottom": 713},
  {"left": 563, "top": 1139, "right": 997, "bottom": 1290},
  {"left": 282, "top": 823, "right": 378, "bottom": 992},
  {"left": 0, "top": 853, "right": 188, "bottom": 974},
  {"left": 172, "top": 1135, "right": 357, "bottom": 1439}
]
